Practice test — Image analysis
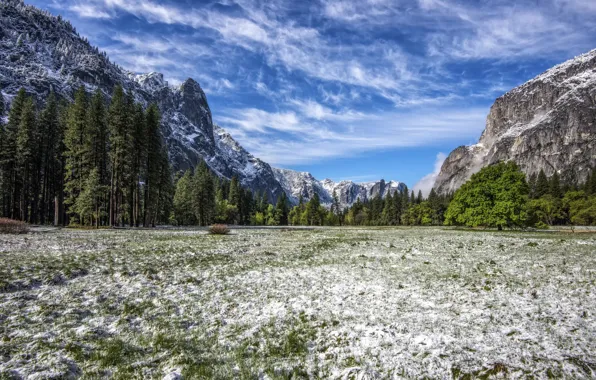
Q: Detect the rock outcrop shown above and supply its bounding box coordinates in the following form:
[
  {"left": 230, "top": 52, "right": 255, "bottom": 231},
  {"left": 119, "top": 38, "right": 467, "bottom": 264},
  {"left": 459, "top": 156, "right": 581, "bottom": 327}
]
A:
[{"left": 435, "top": 49, "right": 596, "bottom": 193}]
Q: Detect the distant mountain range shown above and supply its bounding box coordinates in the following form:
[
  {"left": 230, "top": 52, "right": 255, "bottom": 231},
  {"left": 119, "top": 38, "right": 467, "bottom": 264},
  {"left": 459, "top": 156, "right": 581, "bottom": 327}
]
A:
[
  {"left": 0, "top": 0, "right": 404, "bottom": 206},
  {"left": 273, "top": 168, "right": 406, "bottom": 209},
  {"left": 434, "top": 49, "right": 596, "bottom": 193}
]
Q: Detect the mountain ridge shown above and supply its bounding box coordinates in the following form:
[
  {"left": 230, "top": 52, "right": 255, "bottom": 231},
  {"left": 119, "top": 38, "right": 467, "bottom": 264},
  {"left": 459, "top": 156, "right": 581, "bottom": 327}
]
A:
[{"left": 0, "top": 0, "right": 404, "bottom": 206}]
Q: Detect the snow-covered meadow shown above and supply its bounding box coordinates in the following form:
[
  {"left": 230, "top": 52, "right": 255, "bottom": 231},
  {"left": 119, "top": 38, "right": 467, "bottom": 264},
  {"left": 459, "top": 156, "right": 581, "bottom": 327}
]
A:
[{"left": 0, "top": 227, "right": 594, "bottom": 379}]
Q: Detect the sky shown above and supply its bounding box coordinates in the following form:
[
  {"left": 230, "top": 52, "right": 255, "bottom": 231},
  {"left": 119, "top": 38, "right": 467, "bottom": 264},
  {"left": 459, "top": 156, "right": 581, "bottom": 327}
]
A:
[{"left": 27, "top": 0, "right": 596, "bottom": 191}]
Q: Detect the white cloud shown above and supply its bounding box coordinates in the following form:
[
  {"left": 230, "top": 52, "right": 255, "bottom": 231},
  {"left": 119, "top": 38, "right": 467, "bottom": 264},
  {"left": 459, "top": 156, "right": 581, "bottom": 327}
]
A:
[
  {"left": 69, "top": 4, "right": 112, "bottom": 18},
  {"left": 413, "top": 152, "right": 447, "bottom": 197},
  {"left": 219, "top": 105, "right": 487, "bottom": 165}
]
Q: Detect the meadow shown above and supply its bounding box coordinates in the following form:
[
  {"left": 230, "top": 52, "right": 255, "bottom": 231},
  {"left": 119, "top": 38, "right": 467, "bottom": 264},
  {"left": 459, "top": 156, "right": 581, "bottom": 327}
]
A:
[{"left": 0, "top": 227, "right": 594, "bottom": 379}]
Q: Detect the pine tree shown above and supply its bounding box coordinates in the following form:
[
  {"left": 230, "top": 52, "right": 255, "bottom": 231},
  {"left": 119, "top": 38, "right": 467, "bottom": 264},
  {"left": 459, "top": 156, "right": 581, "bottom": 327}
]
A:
[
  {"left": 16, "top": 97, "right": 37, "bottom": 222},
  {"left": 306, "top": 192, "right": 321, "bottom": 226},
  {"left": 173, "top": 170, "right": 195, "bottom": 225},
  {"left": 129, "top": 103, "right": 145, "bottom": 226},
  {"left": 392, "top": 190, "right": 402, "bottom": 225},
  {"left": 64, "top": 86, "right": 89, "bottom": 224},
  {"left": 549, "top": 171, "right": 562, "bottom": 199},
  {"left": 154, "top": 146, "right": 173, "bottom": 225},
  {"left": 108, "top": 85, "right": 128, "bottom": 226},
  {"left": 75, "top": 168, "right": 102, "bottom": 227},
  {"left": 416, "top": 190, "right": 423, "bottom": 204},
  {"left": 535, "top": 169, "right": 549, "bottom": 198},
  {"left": 38, "top": 93, "right": 63, "bottom": 224},
  {"left": 1, "top": 88, "right": 27, "bottom": 218},
  {"left": 331, "top": 189, "right": 340, "bottom": 215},
  {"left": 143, "top": 103, "right": 163, "bottom": 226},
  {"left": 193, "top": 161, "right": 215, "bottom": 226},
  {"left": 84, "top": 89, "right": 109, "bottom": 224},
  {"left": 275, "top": 192, "right": 289, "bottom": 225},
  {"left": 382, "top": 193, "right": 396, "bottom": 225}
]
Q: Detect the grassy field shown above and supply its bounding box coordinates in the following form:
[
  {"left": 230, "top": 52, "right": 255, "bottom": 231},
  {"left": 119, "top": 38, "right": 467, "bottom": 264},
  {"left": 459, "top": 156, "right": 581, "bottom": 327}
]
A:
[{"left": 0, "top": 227, "right": 595, "bottom": 379}]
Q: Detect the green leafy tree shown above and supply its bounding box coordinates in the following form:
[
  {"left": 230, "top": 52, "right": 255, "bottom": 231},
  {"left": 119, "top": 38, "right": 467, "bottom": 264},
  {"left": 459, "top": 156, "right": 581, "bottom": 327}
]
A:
[
  {"left": 528, "top": 195, "right": 563, "bottom": 226},
  {"left": 445, "top": 162, "right": 530, "bottom": 229}
]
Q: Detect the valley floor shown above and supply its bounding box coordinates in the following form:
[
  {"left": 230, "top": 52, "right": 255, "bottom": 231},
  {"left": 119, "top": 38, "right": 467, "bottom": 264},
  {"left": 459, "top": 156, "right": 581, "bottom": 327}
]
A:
[{"left": 0, "top": 227, "right": 595, "bottom": 378}]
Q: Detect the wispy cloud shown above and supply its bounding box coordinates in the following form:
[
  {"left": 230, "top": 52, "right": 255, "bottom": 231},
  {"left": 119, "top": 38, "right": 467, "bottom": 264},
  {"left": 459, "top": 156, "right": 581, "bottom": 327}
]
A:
[{"left": 219, "top": 104, "right": 487, "bottom": 165}]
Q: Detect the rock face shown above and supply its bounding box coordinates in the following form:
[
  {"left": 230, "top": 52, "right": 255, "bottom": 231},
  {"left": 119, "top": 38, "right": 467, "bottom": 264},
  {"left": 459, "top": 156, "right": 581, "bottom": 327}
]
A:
[
  {"left": 435, "top": 49, "right": 596, "bottom": 193},
  {"left": 273, "top": 168, "right": 406, "bottom": 209},
  {"left": 0, "top": 0, "right": 284, "bottom": 201}
]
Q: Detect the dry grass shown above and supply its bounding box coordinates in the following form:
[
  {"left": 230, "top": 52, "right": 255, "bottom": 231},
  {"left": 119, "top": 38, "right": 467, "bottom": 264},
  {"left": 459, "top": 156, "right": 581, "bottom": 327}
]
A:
[
  {"left": 0, "top": 218, "right": 29, "bottom": 234},
  {"left": 209, "top": 224, "right": 230, "bottom": 235}
]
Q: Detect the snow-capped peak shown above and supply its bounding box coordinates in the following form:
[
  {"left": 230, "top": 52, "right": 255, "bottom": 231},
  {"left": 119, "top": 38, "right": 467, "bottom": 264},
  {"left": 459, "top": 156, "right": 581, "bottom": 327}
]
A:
[{"left": 131, "top": 72, "right": 167, "bottom": 92}]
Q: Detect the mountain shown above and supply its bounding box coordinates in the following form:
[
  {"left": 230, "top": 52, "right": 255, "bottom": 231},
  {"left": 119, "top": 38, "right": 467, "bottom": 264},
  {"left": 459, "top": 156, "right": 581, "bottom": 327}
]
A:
[
  {"left": 0, "top": 0, "right": 404, "bottom": 206},
  {"left": 0, "top": 0, "right": 284, "bottom": 201},
  {"left": 434, "top": 49, "right": 596, "bottom": 193},
  {"left": 273, "top": 168, "right": 406, "bottom": 209}
]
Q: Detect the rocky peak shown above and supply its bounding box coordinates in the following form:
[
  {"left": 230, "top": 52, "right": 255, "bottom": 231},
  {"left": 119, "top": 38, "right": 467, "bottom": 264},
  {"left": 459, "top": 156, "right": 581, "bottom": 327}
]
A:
[
  {"left": 131, "top": 72, "right": 167, "bottom": 92},
  {"left": 274, "top": 168, "right": 406, "bottom": 208}
]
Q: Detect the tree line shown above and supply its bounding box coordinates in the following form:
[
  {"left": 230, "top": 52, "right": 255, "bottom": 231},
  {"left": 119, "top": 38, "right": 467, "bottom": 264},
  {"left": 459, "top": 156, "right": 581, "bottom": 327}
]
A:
[
  {"left": 0, "top": 86, "right": 172, "bottom": 227},
  {"left": 3, "top": 88, "right": 595, "bottom": 229}
]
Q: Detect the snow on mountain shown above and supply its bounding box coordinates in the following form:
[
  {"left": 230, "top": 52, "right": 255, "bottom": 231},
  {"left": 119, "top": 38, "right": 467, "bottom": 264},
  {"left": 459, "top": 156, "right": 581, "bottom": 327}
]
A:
[
  {"left": 273, "top": 168, "right": 406, "bottom": 208},
  {"left": 0, "top": 0, "right": 285, "bottom": 200},
  {"left": 434, "top": 49, "right": 596, "bottom": 193},
  {"left": 0, "top": 0, "right": 404, "bottom": 205}
]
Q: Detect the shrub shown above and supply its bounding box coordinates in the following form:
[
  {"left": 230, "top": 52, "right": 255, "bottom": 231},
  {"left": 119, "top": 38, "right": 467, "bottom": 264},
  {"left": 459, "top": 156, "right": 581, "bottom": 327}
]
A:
[
  {"left": 0, "top": 218, "right": 29, "bottom": 234},
  {"left": 208, "top": 224, "right": 230, "bottom": 235}
]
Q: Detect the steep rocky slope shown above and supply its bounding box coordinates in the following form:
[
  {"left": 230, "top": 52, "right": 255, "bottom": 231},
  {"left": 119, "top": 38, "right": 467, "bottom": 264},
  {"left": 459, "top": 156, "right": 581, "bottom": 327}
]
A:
[
  {"left": 273, "top": 168, "right": 405, "bottom": 209},
  {"left": 0, "top": 0, "right": 285, "bottom": 200},
  {"left": 435, "top": 49, "right": 596, "bottom": 193}
]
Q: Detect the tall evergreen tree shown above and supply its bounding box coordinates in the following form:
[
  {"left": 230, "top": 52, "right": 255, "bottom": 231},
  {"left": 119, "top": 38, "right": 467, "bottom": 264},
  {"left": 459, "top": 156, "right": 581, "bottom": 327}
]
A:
[
  {"left": 143, "top": 103, "right": 163, "bottom": 226},
  {"left": 275, "top": 192, "right": 289, "bottom": 225},
  {"left": 416, "top": 190, "right": 423, "bottom": 204},
  {"left": 1, "top": 88, "right": 27, "bottom": 218},
  {"left": 193, "top": 161, "right": 216, "bottom": 226},
  {"left": 535, "top": 169, "right": 549, "bottom": 198},
  {"left": 64, "top": 86, "right": 89, "bottom": 224},
  {"left": 86, "top": 89, "right": 109, "bottom": 225},
  {"left": 15, "top": 97, "right": 37, "bottom": 222},
  {"left": 549, "top": 171, "right": 562, "bottom": 199},
  {"left": 108, "top": 85, "right": 127, "bottom": 226},
  {"left": 173, "top": 170, "right": 195, "bottom": 225},
  {"left": 130, "top": 103, "right": 145, "bottom": 226},
  {"left": 38, "top": 93, "right": 63, "bottom": 224}
]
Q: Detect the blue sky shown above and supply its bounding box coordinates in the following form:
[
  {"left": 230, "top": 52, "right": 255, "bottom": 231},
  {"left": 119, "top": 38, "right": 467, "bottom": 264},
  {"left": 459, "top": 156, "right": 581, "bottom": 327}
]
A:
[{"left": 28, "top": 0, "right": 596, "bottom": 190}]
